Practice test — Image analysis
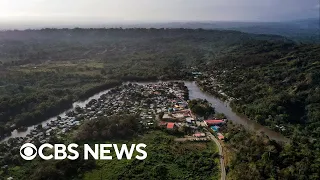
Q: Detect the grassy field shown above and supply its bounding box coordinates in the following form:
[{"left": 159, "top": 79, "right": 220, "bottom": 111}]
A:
[
  {"left": 83, "top": 131, "right": 220, "bottom": 180},
  {"left": 0, "top": 131, "right": 220, "bottom": 180},
  {"left": 10, "top": 60, "right": 105, "bottom": 76}
]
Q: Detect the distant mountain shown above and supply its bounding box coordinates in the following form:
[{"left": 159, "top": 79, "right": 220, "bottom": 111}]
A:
[
  {"left": 128, "top": 18, "right": 319, "bottom": 43},
  {"left": 0, "top": 18, "right": 318, "bottom": 43},
  {"left": 228, "top": 19, "right": 320, "bottom": 43}
]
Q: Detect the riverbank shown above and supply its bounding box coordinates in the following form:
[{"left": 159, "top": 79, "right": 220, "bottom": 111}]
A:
[
  {"left": 197, "top": 78, "right": 289, "bottom": 136},
  {"left": 1, "top": 81, "right": 221, "bottom": 180},
  {"left": 186, "top": 81, "right": 288, "bottom": 142},
  {"left": 2, "top": 80, "right": 288, "bottom": 143},
  {"left": 0, "top": 80, "right": 295, "bottom": 180},
  {"left": 0, "top": 80, "right": 122, "bottom": 141},
  {"left": 0, "top": 77, "right": 189, "bottom": 141}
]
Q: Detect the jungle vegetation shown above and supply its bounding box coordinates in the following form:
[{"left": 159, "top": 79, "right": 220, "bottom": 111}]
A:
[{"left": 0, "top": 28, "right": 319, "bottom": 179}]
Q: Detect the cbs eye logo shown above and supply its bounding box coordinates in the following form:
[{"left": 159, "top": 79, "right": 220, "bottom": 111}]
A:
[{"left": 20, "top": 143, "right": 37, "bottom": 160}]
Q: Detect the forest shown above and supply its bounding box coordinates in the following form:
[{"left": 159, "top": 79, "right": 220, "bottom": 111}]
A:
[
  {"left": 0, "top": 28, "right": 319, "bottom": 179},
  {"left": 196, "top": 38, "right": 320, "bottom": 179},
  {"left": 0, "top": 115, "right": 219, "bottom": 180},
  {"left": 0, "top": 28, "right": 288, "bottom": 138},
  {"left": 220, "top": 122, "right": 319, "bottom": 180},
  {"left": 188, "top": 99, "right": 215, "bottom": 118}
]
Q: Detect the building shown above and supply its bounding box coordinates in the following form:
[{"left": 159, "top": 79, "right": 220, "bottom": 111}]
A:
[
  {"left": 211, "top": 126, "right": 220, "bottom": 132},
  {"left": 186, "top": 117, "right": 195, "bottom": 124},
  {"left": 162, "top": 113, "right": 173, "bottom": 121},
  {"left": 193, "top": 133, "right": 206, "bottom": 137},
  {"left": 217, "top": 133, "right": 225, "bottom": 140},
  {"left": 167, "top": 123, "right": 176, "bottom": 130}
]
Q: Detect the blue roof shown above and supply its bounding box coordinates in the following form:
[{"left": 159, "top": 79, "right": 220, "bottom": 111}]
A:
[{"left": 211, "top": 126, "right": 219, "bottom": 132}]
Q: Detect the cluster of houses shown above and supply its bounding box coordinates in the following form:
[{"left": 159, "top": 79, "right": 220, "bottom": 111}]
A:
[
  {"left": 0, "top": 81, "right": 228, "bottom": 171},
  {"left": 160, "top": 108, "right": 227, "bottom": 141},
  {"left": 205, "top": 120, "right": 226, "bottom": 140},
  {"left": 196, "top": 75, "right": 237, "bottom": 102},
  {"left": 157, "top": 87, "right": 227, "bottom": 141},
  {"left": 0, "top": 82, "right": 190, "bottom": 155}
]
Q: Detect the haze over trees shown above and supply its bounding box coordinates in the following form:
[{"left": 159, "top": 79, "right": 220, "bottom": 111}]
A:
[
  {"left": 0, "top": 28, "right": 289, "bottom": 137},
  {"left": 0, "top": 28, "right": 319, "bottom": 179}
]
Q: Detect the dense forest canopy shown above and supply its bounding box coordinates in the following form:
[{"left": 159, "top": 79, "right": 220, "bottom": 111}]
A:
[
  {"left": 0, "top": 28, "right": 319, "bottom": 179},
  {"left": 0, "top": 28, "right": 292, "bottom": 137},
  {"left": 117, "top": 19, "right": 320, "bottom": 43},
  {"left": 0, "top": 28, "right": 291, "bottom": 64}
]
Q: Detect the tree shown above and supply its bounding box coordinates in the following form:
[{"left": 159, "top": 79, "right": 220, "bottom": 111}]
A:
[
  {"left": 159, "top": 112, "right": 164, "bottom": 120},
  {"left": 152, "top": 164, "right": 168, "bottom": 179},
  {"left": 216, "top": 113, "right": 226, "bottom": 119},
  {"left": 100, "top": 69, "right": 107, "bottom": 75},
  {"left": 188, "top": 99, "right": 214, "bottom": 118}
]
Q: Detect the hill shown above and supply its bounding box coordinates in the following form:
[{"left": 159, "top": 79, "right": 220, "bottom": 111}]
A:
[
  {"left": 0, "top": 28, "right": 319, "bottom": 179},
  {"left": 128, "top": 19, "right": 319, "bottom": 43}
]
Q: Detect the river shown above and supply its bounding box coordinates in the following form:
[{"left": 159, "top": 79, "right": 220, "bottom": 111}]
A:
[
  {"left": 2, "top": 81, "right": 288, "bottom": 142},
  {"left": 2, "top": 89, "right": 111, "bottom": 142},
  {"left": 185, "top": 81, "right": 288, "bottom": 142}
]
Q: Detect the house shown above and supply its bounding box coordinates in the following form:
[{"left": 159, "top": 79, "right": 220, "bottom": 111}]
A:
[
  {"left": 162, "top": 114, "right": 173, "bottom": 121},
  {"left": 172, "top": 113, "right": 184, "bottom": 119},
  {"left": 211, "top": 126, "right": 220, "bottom": 132},
  {"left": 193, "top": 133, "right": 206, "bottom": 137},
  {"left": 217, "top": 133, "right": 224, "bottom": 140},
  {"left": 186, "top": 117, "right": 194, "bottom": 122},
  {"left": 167, "top": 123, "right": 176, "bottom": 129}
]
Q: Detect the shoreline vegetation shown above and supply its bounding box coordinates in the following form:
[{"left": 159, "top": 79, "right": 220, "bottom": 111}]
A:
[
  {"left": 1, "top": 81, "right": 221, "bottom": 180},
  {"left": 0, "top": 76, "right": 191, "bottom": 140},
  {"left": 0, "top": 80, "right": 122, "bottom": 139},
  {"left": 0, "top": 28, "right": 319, "bottom": 179},
  {"left": 196, "top": 78, "right": 287, "bottom": 135}
]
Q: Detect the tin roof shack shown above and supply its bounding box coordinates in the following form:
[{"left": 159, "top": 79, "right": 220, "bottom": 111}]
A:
[
  {"left": 211, "top": 126, "right": 220, "bottom": 132},
  {"left": 186, "top": 117, "right": 195, "bottom": 125},
  {"left": 162, "top": 113, "right": 185, "bottom": 122},
  {"left": 167, "top": 123, "right": 177, "bottom": 130},
  {"left": 193, "top": 133, "right": 206, "bottom": 137},
  {"left": 162, "top": 113, "right": 174, "bottom": 121},
  {"left": 217, "top": 133, "right": 225, "bottom": 140},
  {"left": 171, "top": 113, "right": 185, "bottom": 121}
]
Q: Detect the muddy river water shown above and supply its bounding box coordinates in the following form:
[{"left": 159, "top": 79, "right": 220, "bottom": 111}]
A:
[{"left": 3, "top": 81, "right": 288, "bottom": 142}]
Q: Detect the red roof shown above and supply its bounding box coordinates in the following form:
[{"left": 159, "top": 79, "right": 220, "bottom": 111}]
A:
[
  {"left": 167, "top": 123, "right": 175, "bottom": 129},
  {"left": 217, "top": 133, "right": 225, "bottom": 140},
  {"left": 205, "top": 120, "right": 224, "bottom": 125}
]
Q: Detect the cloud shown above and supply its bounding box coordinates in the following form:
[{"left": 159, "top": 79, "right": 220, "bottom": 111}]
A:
[{"left": 0, "top": 0, "right": 318, "bottom": 23}]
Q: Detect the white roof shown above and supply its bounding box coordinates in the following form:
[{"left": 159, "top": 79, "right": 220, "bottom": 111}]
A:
[{"left": 186, "top": 117, "right": 194, "bottom": 121}]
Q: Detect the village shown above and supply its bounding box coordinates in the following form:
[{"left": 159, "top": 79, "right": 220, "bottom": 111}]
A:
[{"left": 0, "top": 81, "right": 227, "bottom": 165}]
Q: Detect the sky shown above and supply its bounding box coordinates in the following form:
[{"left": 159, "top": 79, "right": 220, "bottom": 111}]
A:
[{"left": 0, "top": 0, "right": 319, "bottom": 28}]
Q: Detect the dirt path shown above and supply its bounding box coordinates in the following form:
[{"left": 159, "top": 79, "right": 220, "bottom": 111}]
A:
[{"left": 206, "top": 131, "right": 226, "bottom": 180}]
